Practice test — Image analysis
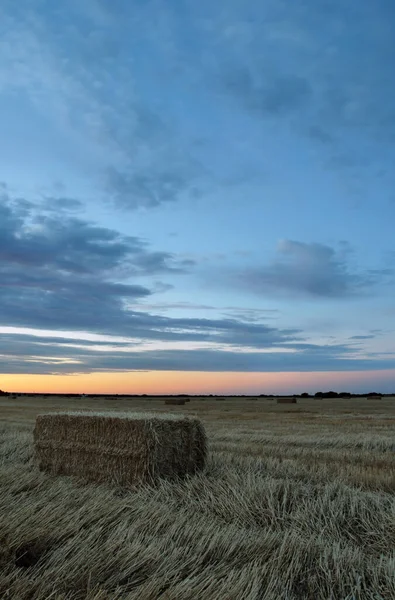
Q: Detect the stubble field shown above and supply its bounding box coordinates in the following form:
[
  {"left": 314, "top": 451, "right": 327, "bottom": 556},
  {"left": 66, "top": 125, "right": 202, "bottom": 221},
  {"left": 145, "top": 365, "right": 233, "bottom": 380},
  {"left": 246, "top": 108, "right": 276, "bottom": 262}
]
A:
[{"left": 0, "top": 394, "right": 394, "bottom": 599}]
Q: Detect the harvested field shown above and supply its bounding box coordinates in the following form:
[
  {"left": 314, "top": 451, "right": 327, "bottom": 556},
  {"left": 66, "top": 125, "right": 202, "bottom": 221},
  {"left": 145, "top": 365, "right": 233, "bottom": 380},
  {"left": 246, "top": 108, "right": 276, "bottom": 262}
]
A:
[
  {"left": 34, "top": 411, "right": 207, "bottom": 486},
  {"left": 0, "top": 394, "right": 394, "bottom": 599}
]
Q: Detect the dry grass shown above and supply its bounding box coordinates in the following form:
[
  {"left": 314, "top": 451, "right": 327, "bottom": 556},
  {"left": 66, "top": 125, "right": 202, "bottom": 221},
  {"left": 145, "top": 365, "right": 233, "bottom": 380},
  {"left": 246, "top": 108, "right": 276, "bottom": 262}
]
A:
[{"left": 0, "top": 395, "right": 394, "bottom": 599}]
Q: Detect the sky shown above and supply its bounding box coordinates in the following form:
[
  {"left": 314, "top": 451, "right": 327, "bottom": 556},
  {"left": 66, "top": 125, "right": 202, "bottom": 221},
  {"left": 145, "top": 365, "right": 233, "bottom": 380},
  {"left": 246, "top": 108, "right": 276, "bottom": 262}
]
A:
[{"left": 0, "top": 0, "right": 395, "bottom": 395}]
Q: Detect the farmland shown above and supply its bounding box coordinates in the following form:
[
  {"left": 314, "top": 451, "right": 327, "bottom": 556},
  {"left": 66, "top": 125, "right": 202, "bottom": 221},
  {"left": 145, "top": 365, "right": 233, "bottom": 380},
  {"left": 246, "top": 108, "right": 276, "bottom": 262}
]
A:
[{"left": 0, "top": 395, "right": 394, "bottom": 599}]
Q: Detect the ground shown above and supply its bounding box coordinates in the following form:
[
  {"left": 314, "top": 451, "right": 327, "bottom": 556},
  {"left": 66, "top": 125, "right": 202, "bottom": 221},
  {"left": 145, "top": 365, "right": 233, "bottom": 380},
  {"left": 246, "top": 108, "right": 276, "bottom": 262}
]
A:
[{"left": 0, "top": 395, "right": 394, "bottom": 599}]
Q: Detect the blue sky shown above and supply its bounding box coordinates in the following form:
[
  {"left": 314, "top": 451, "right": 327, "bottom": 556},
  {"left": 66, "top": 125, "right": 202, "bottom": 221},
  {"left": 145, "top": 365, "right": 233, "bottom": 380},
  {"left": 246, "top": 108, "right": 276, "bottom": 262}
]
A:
[{"left": 0, "top": 0, "right": 394, "bottom": 393}]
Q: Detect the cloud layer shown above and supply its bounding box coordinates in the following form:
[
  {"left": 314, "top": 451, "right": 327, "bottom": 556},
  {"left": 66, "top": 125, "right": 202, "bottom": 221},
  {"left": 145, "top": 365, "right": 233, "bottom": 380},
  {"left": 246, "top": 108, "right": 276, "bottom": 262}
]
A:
[
  {"left": 1, "top": 191, "right": 393, "bottom": 375},
  {"left": 233, "top": 240, "right": 392, "bottom": 298},
  {"left": 0, "top": 191, "right": 298, "bottom": 346},
  {"left": 2, "top": 330, "right": 394, "bottom": 375},
  {"left": 0, "top": 1, "right": 394, "bottom": 382}
]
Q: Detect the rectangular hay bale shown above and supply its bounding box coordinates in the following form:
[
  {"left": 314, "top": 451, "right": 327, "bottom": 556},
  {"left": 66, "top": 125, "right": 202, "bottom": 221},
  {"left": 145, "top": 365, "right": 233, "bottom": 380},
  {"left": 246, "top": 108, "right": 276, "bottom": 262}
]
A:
[
  {"left": 34, "top": 411, "right": 207, "bottom": 486},
  {"left": 164, "top": 399, "right": 186, "bottom": 405},
  {"left": 276, "top": 397, "right": 297, "bottom": 404}
]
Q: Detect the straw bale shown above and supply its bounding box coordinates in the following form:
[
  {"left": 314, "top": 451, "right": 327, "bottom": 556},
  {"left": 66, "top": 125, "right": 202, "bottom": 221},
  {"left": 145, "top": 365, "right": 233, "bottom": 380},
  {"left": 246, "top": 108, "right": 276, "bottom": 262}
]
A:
[
  {"left": 164, "top": 399, "right": 186, "bottom": 405},
  {"left": 34, "top": 411, "right": 207, "bottom": 486},
  {"left": 276, "top": 397, "right": 297, "bottom": 404}
]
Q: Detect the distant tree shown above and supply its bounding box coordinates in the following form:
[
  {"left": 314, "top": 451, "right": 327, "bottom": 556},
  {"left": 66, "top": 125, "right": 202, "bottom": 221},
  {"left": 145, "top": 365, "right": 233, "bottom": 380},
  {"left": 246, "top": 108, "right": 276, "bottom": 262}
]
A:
[
  {"left": 323, "top": 391, "right": 339, "bottom": 398},
  {"left": 0, "top": 389, "right": 7, "bottom": 396},
  {"left": 300, "top": 392, "right": 309, "bottom": 398},
  {"left": 314, "top": 392, "right": 324, "bottom": 398}
]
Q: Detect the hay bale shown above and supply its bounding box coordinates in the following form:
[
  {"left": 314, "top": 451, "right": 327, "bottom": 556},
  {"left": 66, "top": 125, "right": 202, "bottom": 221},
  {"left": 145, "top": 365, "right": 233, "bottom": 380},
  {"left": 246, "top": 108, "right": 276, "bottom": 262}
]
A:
[
  {"left": 276, "top": 397, "right": 297, "bottom": 404},
  {"left": 164, "top": 399, "right": 186, "bottom": 405},
  {"left": 34, "top": 411, "right": 207, "bottom": 486}
]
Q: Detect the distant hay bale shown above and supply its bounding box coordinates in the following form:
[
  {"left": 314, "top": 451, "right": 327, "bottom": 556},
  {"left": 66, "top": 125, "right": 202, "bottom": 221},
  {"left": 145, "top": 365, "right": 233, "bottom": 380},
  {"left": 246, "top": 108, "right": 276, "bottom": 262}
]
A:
[
  {"left": 277, "top": 397, "right": 297, "bottom": 404},
  {"left": 369, "top": 395, "right": 382, "bottom": 400},
  {"left": 34, "top": 411, "right": 207, "bottom": 486},
  {"left": 184, "top": 398, "right": 191, "bottom": 402},
  {"left": 164, "top": 399, "right": 186, "bottom": 405}
]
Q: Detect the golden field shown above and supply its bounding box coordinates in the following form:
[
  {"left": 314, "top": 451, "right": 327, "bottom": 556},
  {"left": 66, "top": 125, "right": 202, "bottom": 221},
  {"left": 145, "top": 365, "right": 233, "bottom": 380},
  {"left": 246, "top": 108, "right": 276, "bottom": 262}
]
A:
[{"left": 0, "top": 394, "right": 394, "bottom": 599}]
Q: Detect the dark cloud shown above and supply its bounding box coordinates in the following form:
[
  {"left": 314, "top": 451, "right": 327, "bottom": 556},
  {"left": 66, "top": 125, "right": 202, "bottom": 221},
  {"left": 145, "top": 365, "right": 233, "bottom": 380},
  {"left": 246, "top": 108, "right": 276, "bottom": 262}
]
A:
[
  {"left": 0, "top": 191, "right": 192, "bottom": 276},
  {"left": 84, "top": 348, "right": 395, "bottom": 374},
  {"left": 40, "top": 197, "right": 85, "bottom": 212},
  {"left": 134, "top": 301, "right": 280, "bottom": 321},
  {"left": 0, "top": 192, "right": 206, "bottom": 336},
  {"left": 220, "top": 3, "right": 395, "bottom": 141},
  {"left": 223, "top": 67, "right": 311, "bottom": 117},
  {"left": 105, "top": 166, "right": 203, "bottom": 210},
  {"left": 0, "top": 4, "right": 211, "bottom": 213},
  {"left": 232, "top": 240, "right": 391, "bottom": 299},
  {"left": 0, "top": 333, "right": 131, "bottom": 347},
  {"left": 1, "top": 333, "right": 394, "bottom": 375},
  {"left": 0, "top": 255, "right": 297, "bottom": 347},
  {"left": 0, "top": 203, "right": 390, "bottom": 374},
  {"left": 0, "top": 325, "right": 298, "bottom": 358},
  {"left": 0, "top": 192, "right": 302, "bottom": 348},
  {"left": 349, "top": 335, "right": 376, "bottom": 340},
  {"left": 217, "top": 1, "right": 395, "bottom": 189}
]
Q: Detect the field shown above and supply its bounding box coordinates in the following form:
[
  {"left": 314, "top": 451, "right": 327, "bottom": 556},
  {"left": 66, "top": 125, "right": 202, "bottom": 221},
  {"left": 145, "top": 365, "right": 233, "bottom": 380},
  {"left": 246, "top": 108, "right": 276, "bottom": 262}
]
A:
[{"left": 0, "top": 394, "right": 394, "bottom": 599}]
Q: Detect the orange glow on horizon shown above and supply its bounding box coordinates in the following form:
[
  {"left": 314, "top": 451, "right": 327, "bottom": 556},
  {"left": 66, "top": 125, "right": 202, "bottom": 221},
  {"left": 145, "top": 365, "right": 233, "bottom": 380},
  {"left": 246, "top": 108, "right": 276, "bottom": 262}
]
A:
[{"left": 1, "top": 369, "right": 395, "bottom": 395}]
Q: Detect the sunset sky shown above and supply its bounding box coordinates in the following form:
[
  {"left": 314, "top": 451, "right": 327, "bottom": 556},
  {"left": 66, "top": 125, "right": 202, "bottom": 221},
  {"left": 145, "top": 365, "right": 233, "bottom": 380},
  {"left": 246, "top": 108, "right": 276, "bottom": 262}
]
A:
[{"left": 1, "top": 0, "right": 394, "bottom": 395}]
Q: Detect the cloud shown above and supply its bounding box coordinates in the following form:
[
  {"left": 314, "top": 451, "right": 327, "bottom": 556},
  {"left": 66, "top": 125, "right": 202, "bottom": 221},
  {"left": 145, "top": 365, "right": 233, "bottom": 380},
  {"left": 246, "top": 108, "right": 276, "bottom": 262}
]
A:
[
  {"left": 0, "top": 201, "right": 390, "bottom": 374},
  {"left": 0, "top": 200, "right": 308, "bottom": 348},
  {"left": 0, "top": 190, "right": 192, "bottom": 276},
  {"left": 231, "top": 240, "right": 391, "bottom": 299},
  {"left": 220, "top": 2, "right": 395, "bottom": 134},
  {"left": 0, "top": 192, "right": 207, "bottom": 335},
  {"left": 0, "top": 2, "right": 209, "bottom": 210},
  {"left": 133, "top": 301, "right": 280, "bottom": 321},
  {"left": 223, "top": 67, "right": 312, "bottom": 117},
  {"left": 40, "top": 197, "right": 85, "bottom": 212},
  {"left": 1, "top": 332, "right": 394, "bottom": 375},
  {"left": 1, "top": 0, "right": 394, "bottom": 210},
  {"left": 0, "top": 191, "right": 298, "bottom": 347},
  {"left": 215, "top": 0, "right": 395, "bottom": 188},
  {"left": 105, "top": 164, "right": 204, "bottom": 210}
]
